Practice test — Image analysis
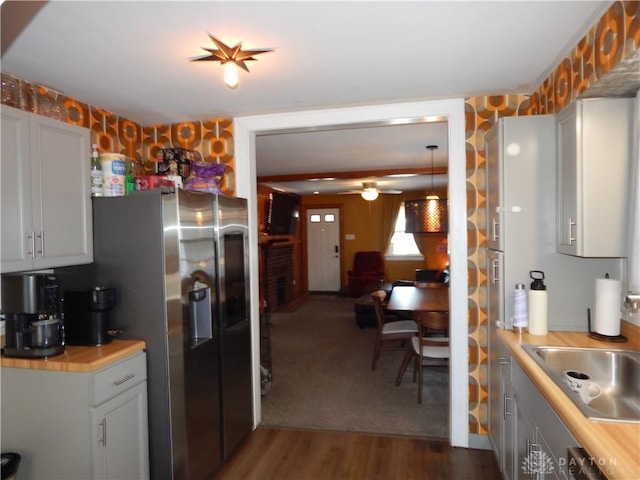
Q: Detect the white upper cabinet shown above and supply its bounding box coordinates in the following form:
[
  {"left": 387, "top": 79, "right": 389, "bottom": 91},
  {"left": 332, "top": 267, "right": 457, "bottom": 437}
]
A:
[
  {"left": 556, "top": 98, "right": 633, "bottom": 257},
  {"left": 1, "top": 106, "right": 93, "bottom": 272}
]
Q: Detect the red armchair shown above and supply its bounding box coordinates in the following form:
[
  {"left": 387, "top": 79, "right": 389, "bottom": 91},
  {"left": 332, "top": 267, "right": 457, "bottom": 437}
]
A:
[{"left": 347, "top": 251, "right": 385, "bottom": 297}]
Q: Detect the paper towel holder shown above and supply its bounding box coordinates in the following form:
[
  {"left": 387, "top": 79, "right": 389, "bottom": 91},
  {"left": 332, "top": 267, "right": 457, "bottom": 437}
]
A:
[{"left": 587, "top": 308, "right": 627, "bottom": 343}]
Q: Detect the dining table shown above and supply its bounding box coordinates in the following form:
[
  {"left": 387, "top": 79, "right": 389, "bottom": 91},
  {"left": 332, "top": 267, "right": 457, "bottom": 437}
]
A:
[{"left": 385, "top": 284, "right": 449, "bottom": 313}]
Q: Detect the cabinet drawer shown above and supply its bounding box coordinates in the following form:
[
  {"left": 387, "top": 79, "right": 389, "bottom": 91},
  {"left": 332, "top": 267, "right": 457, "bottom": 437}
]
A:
[{"left": 93, "top": 352, "right": 147, "bottom": 405}]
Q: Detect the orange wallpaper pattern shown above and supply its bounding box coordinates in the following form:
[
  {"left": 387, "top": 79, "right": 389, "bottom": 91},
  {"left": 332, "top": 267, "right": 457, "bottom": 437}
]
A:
[
  {"left": 0, "top": 75, "right": 235, "bottom": 195},
  {"left": 1, "top": 0, "right": 637, "bottom": 438},
  {"left": 465, "top": 1, "right": 639, "bottom": 435}
]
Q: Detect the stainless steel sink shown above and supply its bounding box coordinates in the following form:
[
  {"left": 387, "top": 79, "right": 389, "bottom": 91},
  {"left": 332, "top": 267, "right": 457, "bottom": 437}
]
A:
[{"left": 522, "top": 345, "right": 640, "bottom": 423}]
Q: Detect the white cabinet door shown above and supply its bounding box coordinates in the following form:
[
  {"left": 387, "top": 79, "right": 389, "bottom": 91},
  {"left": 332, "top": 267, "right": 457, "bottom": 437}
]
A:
[
  {"left": 556, "top": 98, "right": 633, "bottom": 257},
  {"left": 556, "top": 109, "right": 578, "bottom": 256},
  {"left": 488, "top": 249, "right": 506, "bottom": 470},
  {"left": 515, "top": 402, "right": 537, "bottom": 480},
  {"left": 503, "top": 377, "right": 516, "bottom": 480},
  {"left": 491, "top": 337, "right": 515, "bottom": 480},
  {"left": 92, "top": 382, "right": 150, "bottom": 480},
  {"left": 30, "top": 114, "right": 93, "bottom": 269},
  {"left": 0, "top": 107, "right": 92, "bottom": 272},
  {"left": 486, "top": 122, "right": 503, "bottom": 251},
  {"left": 1, "top": 107, "right": 33, "bottom": 268}
]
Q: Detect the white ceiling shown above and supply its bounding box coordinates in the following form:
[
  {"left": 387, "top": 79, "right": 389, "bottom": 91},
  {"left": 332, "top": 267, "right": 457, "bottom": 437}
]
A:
[{"left": 1, "top": 1, "right": 618, "bottom": 195}]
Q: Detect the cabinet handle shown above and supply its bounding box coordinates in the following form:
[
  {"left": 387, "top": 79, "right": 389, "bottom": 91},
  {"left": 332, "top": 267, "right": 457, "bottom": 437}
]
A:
[
  {"left": 491, "top": 258, "right": 500, "bottom": 285},
  {"left": 37, "top": 231, "right": 44, "bottom": 257},
  {"left": 567, "top": 217, "right": 576, "bottom": 245},
  {"left": 498, "top": 356, "right": 510, "bottom": 366},
  {"left": 27, "top": 232, "right": 36, "bottom": 259},
  {"left": 114, "top": 373, "right": 135, "bottom": 386},
  {"left": 492, "top": 218, "right": 500, "bottom": 242},
  {"left": 99, "top": 418, "right": 107, "bottom": 446},
  {"left": 529, "top": 442, "right": 542, "bottom": 472},
  {"left": 503, "top": 394, "right": 513, "bottom": 420}
]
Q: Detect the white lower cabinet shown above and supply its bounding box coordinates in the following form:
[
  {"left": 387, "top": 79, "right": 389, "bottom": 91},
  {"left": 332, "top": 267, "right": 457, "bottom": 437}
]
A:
[
  {"left": 491, "top": 337, "right": 579, "bottom": 479},
  {"left": 92, "top": 382, "right": 149, "bottom": 479},
  {"left": 515, "top": 403, "right": 537, "bottom": 480},
  {"left": 0, "top": 351, "right": 149, "bottom": 479}
]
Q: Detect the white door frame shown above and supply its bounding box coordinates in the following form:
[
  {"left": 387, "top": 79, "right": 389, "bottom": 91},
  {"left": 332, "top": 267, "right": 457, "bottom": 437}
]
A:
[{"left": 234, "top": 98, "right": 469, "bottom": 447}]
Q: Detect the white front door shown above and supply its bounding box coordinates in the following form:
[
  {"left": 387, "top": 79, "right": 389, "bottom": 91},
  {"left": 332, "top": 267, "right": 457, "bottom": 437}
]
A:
[{"left": 307, "top": 208, "right": 341, "bottom": 292}]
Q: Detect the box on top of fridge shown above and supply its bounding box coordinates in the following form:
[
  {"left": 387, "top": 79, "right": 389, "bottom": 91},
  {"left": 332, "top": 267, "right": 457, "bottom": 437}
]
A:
[{"left": 155, "top": 147, "right": 201, "bottom": 180}]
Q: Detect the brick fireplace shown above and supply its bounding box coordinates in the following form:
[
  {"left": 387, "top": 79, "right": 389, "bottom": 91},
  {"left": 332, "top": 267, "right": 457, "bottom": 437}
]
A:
[{"left": 262, "top": 243, "right": 294, "bottom": 311}]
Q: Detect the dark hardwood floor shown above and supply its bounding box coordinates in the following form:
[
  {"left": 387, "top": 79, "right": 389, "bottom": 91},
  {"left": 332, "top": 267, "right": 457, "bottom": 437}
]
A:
[{"left": 214, "top": 426, "right": 501, "bottom": 480}]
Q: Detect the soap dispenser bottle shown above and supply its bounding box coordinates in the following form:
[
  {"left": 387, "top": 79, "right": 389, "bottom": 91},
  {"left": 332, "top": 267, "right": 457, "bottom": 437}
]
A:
[{"left": 528, "top": 270, "right": 548, "bottom": 336}]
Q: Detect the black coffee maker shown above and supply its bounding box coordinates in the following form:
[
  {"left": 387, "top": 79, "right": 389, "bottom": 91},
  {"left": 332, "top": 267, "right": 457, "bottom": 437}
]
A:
[
  {"left": 63, "top": 287, "right": 116, "bottom": 346},
  {"left": 1, "top": 273, "right": 65, "bottom": 358}
]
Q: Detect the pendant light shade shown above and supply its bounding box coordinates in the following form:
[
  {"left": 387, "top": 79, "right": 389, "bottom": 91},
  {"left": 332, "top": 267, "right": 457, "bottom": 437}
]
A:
[
  {"left": 405, "top": 198, "right": 448, "bottom": 233},
  {"left": 405, "top": 145, "right": 448, "bottom": 233}
]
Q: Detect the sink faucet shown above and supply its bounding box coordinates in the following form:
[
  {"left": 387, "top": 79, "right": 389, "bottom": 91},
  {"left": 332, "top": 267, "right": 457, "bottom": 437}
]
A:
[{"left": 624, "top": 294, "right": 640, "bottom": 313}]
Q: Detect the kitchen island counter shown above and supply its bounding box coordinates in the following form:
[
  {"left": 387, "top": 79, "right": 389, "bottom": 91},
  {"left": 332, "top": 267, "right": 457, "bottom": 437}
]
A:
[
  {"left": 0, "top": 339, "right": 146, "bottom": 372},
  {"left": 498, "top": 322, "right": 640, "bottom": 480}
]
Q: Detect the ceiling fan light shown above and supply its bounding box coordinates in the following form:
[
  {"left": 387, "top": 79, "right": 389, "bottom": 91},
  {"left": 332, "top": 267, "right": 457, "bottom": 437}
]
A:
[
  {"left": 361, "top": 188, "right": 379, "bottom": 201},
  {"left": 223, "top": 62, "right": 239, "bottom": 89}
]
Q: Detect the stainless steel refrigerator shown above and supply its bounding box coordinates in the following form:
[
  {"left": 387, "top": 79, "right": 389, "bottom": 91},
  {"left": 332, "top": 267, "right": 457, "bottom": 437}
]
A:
[{"left": 91, "top": 188, "right": 253, "bottom": 480}]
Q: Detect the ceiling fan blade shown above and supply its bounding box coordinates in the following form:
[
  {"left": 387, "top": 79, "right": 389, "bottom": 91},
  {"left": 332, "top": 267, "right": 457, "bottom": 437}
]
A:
[{"left": 337, "top": 189, "right": 402, "bottom": 195}]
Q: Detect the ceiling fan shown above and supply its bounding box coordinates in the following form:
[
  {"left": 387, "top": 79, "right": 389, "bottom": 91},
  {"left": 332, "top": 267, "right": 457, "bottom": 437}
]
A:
[{"left": 338, "top": 181, "right": 402, "bottom": 201}]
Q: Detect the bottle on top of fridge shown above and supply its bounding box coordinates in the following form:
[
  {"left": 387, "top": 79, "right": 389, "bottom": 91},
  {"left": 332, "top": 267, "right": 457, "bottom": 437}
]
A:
[
  {"left": 125, "top": 159, "right": 135, "bottom": 195},
  {"left": 528, "top": 270, "right": 548, "bottom": 336},
  {"left": 90, "top": 144, "right": 103, "bottom": 197}
]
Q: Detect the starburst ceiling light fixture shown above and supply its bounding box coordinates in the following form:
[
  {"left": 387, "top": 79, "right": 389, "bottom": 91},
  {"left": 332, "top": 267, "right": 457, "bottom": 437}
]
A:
[
  {"left": 191, "top": 34, "right": 273, "bottom": 89},
  {"left": 405, "top": 145, "right": 448, "bottom": 234}
]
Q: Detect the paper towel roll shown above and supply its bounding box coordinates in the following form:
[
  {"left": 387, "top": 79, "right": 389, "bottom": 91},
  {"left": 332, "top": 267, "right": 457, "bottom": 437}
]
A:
[{"left": 594, "top": 277, "right": 622, "bottom": 336}]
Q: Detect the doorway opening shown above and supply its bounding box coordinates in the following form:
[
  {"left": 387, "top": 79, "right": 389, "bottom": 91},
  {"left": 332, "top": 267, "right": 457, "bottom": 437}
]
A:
[{"left": 234, "top": 98, "right": 468, "bottom": 446}]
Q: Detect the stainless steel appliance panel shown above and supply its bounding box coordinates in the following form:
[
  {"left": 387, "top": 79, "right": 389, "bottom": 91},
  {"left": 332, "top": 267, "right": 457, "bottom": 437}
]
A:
[
  {"left": 177, "top": 190, "right": 222, "bottom": 479},
  {"left": 213, "top": 194, "right": 253, "bottom": 459}
]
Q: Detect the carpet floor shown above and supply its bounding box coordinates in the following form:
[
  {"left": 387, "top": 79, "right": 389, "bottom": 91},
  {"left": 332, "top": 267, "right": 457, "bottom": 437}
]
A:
[{"left": 260, "top": 294, "right": 450, "bottom": 439}]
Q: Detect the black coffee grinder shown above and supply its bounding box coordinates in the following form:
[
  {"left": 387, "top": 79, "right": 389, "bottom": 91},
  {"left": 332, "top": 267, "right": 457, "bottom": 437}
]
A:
[
  {"left": 1, "top": 273, "right": 65, "bottom": 358},
  {"left": 63, "top": 287, "right": 116, "bottom": 345}
]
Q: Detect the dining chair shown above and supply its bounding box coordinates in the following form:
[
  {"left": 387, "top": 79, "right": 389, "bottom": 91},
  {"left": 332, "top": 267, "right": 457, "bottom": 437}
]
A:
[
  {"left": 370, "top": 290, "right": 418, "bottom": 370},
  {"left": 395, "top": 310, "right": 449, "bottom": 403}
]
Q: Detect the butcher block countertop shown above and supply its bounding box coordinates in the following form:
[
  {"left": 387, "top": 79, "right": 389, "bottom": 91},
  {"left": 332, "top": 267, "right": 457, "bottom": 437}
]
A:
[
  {"left": 0, "top": 339, "right": 146, "bottom": 372},
  {"left": 498, "top": 321, "right": 640, "bottom": 480}
]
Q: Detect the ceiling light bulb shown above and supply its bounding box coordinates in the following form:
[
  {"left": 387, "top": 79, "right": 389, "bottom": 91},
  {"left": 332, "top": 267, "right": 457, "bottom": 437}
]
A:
[
  {"left": 223, "top": 63, "right": 239, "bottom": 89},
  {"left": 361, "top": 188, "right": 379, "bottom": 201}
]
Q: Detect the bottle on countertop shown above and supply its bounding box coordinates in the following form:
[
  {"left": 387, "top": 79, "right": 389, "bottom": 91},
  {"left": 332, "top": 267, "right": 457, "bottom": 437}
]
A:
[
  {"left": 90, "top": 144, "right": 103, "bottom": 197},
  {"left": 528, "top": 270, "right": 548, "bottom": 336},
  {"left": 512, "top": 283, "right": 528, "bottom": 334}
]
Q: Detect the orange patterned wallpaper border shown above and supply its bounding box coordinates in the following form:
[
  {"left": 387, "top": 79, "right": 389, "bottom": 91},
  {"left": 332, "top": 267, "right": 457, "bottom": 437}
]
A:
[{"left": 0, "top": 74, "right": 236, "bottom": 195}]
